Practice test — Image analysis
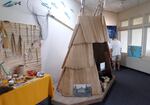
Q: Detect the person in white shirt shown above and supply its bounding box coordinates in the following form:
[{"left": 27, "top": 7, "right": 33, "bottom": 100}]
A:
[
  {"left": 108, "top": 39, "right": 112, "bottom": 58},
  {"left": 111, "top": 37, "right": 122, "bottom": 70}
]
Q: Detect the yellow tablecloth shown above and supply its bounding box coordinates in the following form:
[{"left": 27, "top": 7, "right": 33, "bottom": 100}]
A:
[{"left": 0, "top": 74, "right": 54, "bottom": 105}]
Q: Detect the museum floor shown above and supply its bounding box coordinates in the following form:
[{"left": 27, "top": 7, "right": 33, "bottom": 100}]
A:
[{"left": 38, "top": 67, "right": 150, "bottom": 105}]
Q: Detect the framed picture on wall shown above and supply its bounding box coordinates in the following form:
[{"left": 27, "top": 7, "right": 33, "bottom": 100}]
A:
[
  {"left": 107, "top": 26, "right": 117, "bottom": 38},
  {"left": 128, "top": 46, "right": 142, "bottom": 58}
]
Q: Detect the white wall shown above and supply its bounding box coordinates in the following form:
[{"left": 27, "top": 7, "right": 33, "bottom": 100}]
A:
[
  {"left": 86, "top": 10, "right": 118, "bottom": 25},
  {"left": 118, "top": 1, "right": 150, "bottom": 74},
  {"left": 0, "top": 0, "right": 118, "bottom": 82},
  {"left": 103, "top": 11, "right": 118, "bottom": 25},
  {"left": 41, "top": 0, "right": 80, "bottom": 82},
  {"left": 118, "top": 1, "right": 150, "bottom": 20},
  {"left": 0, "top": 0, "right": 36, "bottom": 24},
  {"left": 41, "top": 18, "right": 73, "bottom": 82}
]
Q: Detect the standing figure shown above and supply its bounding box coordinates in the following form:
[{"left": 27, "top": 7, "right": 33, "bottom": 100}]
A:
[{"left": 111, "top": 37, "right": 122, "bottom": 70}]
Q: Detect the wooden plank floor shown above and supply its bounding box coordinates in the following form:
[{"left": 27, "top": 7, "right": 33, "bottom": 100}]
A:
[{"left": 52, "top": 76, "right": 115, "bottom": 105}]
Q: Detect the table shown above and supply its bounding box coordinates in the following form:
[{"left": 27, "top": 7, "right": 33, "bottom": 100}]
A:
[{"left": 0, "top": 74, "right": 54, "bottom": 105}]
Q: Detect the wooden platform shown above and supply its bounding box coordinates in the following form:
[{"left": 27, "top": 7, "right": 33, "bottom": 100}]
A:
[{"left": 52, "top": 76, "right": 115, "bottom": 105}]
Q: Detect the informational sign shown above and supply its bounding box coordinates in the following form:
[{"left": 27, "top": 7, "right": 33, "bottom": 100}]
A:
[
  {"left": 100, "top": 62, "right": 105, "bottom": 71},
  {"left": 128, "top": 46, "right": 142, "bottom": 58},
  {"left": 73, "top": 84, "right": 92, "bottom": 97}
]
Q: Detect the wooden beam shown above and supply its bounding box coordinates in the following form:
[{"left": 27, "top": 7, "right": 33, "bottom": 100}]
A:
[{"left": 48, "top": 14, "right": 73, "bottom": 31}]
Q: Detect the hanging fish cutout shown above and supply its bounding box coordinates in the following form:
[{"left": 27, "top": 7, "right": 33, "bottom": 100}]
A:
[
  {"left": 70, "top": 9, "right": 74, "bottom": 13},
  {"left": 3, "top": 1, "right": 21, "bottom": 7},
  {"left": 61, "top": 1, "right": 66, "bottom": 7},
  {"left": 51, "top": 2, "right": 58, "bottom": 9},
  {"left": 64, "top": 12, "right": 70, "bottom": 19},
  {"left": 41, "top": 2, "right": 51, "bottom": 9}
]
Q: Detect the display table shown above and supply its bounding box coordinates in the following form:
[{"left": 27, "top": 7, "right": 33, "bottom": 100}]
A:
[{"left": 0, "top": 74, "right": 54, "bottom": 105}]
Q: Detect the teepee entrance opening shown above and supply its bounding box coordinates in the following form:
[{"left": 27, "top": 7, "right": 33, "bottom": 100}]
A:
[{"left": 93, "top": 42, "right": 112, "bottom": 80}]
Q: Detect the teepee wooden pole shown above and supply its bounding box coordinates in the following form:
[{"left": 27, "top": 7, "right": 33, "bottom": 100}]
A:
[
  {"left": 94, "top": 0, "right": 104, "bottom": 16},
  {"left": 80, "top": 0, "right": 85, "bottom": 15}
]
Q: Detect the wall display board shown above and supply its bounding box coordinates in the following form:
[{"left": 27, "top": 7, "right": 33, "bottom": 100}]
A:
[{"left": 0, "top": 21, "right": 41, "bottom": 75}]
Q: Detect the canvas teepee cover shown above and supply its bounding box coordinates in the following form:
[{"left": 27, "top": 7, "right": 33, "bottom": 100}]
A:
[{"left": 57, "top": 15, "right": 109, "bottom": 96}]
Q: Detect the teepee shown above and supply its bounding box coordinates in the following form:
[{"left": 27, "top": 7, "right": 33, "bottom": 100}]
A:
[{"left": 57, "top": 0, "right": 111, "bottom": 96}]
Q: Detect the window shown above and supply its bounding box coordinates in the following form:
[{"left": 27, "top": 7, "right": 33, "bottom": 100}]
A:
[
  {"left": 120, "top": 31, "right": 128, "bottom": 53},
  {"left": 121, "top": 20, "right": 128, "bottom": 27},
  {"left": 146, "top": 28, "right": 150, "bottom": 56},
  {"left": 131, "top": 28, "right": 142, "bottom": 46},
  {"left": 133, "top": 17, "right": 143, "bottom": 25}
]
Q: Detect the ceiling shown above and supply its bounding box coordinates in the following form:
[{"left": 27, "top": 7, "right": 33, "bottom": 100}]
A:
[
  {"left": 0, "top": 0, "right": 149, "bottom": 13},
  {"left": 75, "top": 0, "right": 150, "bottom": 13}
]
